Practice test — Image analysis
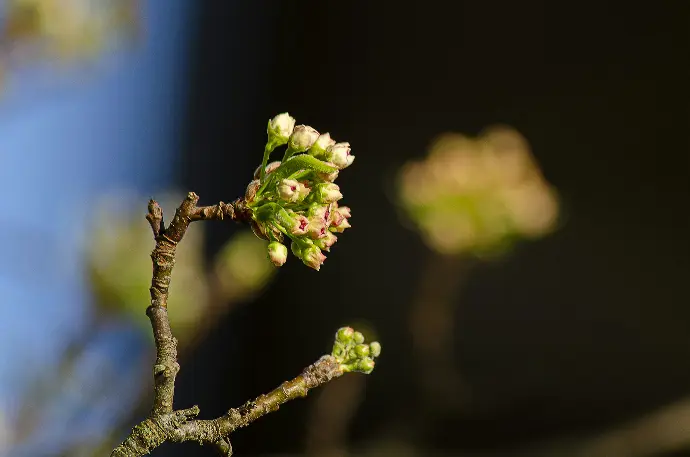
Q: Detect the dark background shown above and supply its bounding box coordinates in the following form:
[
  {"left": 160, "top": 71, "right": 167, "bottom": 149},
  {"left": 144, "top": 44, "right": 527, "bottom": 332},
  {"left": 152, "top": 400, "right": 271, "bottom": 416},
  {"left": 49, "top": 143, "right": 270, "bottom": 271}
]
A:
[{"left": 168, "top": 2, "right": 688, "bottom": 455}]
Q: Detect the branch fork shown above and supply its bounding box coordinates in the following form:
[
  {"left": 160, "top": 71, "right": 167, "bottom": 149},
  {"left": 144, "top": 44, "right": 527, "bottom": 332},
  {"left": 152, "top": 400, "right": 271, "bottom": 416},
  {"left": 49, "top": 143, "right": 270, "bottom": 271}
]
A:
[{"left": 110, "top": 193, "right": 348, "bottom": 457}]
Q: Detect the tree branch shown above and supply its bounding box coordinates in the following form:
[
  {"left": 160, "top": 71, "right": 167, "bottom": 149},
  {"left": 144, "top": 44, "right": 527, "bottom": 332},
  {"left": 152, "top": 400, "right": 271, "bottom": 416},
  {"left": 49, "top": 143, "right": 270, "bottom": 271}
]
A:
[
  {"left": 111, "top": 193, "right": 345, "bottom": 457},
  {"left": 170, "top": 355, "right": 344, "bottom": 443}
]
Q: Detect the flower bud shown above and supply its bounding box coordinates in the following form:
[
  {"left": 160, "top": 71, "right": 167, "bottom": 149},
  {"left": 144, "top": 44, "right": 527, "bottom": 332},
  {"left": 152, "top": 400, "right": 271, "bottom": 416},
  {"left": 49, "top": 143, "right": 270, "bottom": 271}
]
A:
[
  {"left": 353, "top": 331, "right": 365, "bottom": 344},
  {"left": 291, "top": 215, "right": 309, "bottom": 236},
  {"left": 288, "top": 125, "right": 320, "bottom": 153},
  {"left": 354, "top": 344, "right": 370, "bottom": 358},
  {"left": 301, "top": 245, "right": 326, "bottom": 271},
  {"left": 275, "top": 208, "right": 308, "bottom": 236},
  {"left": 308, "top": 203, "right": 331, "bottom": 222},
  {"left": 277, "top": 179, "right": 301, "bottom": 202},
  {"left": 313, "top": 183, "right": 343, "bottom": 204},
  {"left": 308, "top": 132, "right": 336, "bottom": 159},
  {"left": 337, "top": 327, "right": 355, "bottom": 342},
  {"left": 337, "top": 205, "right": 351, "bottom": 219},
  {"left": 369, "top": 341, "right": 381, "bottom": 358},
  {"left": 267, "top": 241, "right": 288, "bottom": 267},
  {"left": 267, "top": 113, "right": 296, "bottom": 147},
  {"left": 330, "top": 217, "right": 351, "bottom": 233},
  {"left": 318, "top": 162, "right": 340, "bottom": 182},
  {"left": 307, "top": 218, "right": 328, "bottom": 239},
  {"left": 297, "top": 181, "right": 311, "bottom": 200},
  {"left": 313, "top": 231, "right": 337, "bottom": 251},
  {"left": 326, "top": 142, "right": 355, "bottom": 169},
  {"left": 357, "top": 357, "right": 375, "bottom": 374}
]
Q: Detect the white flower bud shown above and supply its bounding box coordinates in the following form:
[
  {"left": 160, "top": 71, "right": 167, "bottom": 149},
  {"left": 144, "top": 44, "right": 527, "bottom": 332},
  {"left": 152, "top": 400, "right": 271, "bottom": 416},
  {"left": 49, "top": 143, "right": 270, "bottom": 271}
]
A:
[
  {"left": 277, "top": 179, "right": 301, "bottom": 202},
  {"left": 267, "top": 113, "right": 296, "bottom": 146},
  {"left": 314, "top": 183, "right": 343, "bottom": 204},
  {"left": 288, "top": 125, "right": 320, "bottom": 153},
  {"left": 308, "top": 132, "right": 336, "bottom": 158},
  {"left": 337, "top": 205, "right": 351, "bottom": 219},
  {"left": 326, "top": 142, "right": 355, "bottom": 169},
  {"left": 318, "top": 161, "right": 340, "bottom": 182}
]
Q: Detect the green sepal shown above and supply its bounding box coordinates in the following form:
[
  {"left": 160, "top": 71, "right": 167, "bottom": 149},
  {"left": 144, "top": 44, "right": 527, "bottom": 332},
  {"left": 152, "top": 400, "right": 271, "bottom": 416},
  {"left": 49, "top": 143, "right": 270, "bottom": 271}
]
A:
[{"left": 259, "top": 155, "right": 337, "bottom": 195}]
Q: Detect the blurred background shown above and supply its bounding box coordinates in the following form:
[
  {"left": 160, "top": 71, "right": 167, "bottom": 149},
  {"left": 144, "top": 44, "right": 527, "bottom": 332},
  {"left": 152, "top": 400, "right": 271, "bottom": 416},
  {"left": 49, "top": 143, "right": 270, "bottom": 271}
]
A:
[{"left": 0, "top": 1, "right": 688, "bottom": 456}]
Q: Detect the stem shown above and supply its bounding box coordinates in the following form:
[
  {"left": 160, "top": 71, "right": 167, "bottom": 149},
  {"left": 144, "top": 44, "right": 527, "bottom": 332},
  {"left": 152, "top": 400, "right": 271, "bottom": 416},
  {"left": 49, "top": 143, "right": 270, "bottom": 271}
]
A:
[
  {"left": 259, "top": 143, "right": 275, "bottom": 181},
  {"left": 409, "top": 252, "right": 472, "bottom": 410},
  {"left": 282, "top": 145, "right": 298, "bottom": 163},
  {"left": 171, "top": 355, "right": 344, "bottom": 442}
]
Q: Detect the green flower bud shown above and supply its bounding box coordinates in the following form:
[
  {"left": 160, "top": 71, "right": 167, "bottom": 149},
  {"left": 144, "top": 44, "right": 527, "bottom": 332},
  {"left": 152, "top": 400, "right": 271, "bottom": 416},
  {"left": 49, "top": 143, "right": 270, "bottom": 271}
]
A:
[
  {"left": 357, "top": 357, "right": 376, "bottom": 374},
  {"left": 337, "top": 327, "right": 355, "bottom": 342},
  {"left": 369, "top": 341, "right": 381, "bottom": 358},
  {"left": 353, "top": 331, "right": 365, "bottom": 344},
  {"left": 354, "top": 344, "right": 370, "bottom": 358}
]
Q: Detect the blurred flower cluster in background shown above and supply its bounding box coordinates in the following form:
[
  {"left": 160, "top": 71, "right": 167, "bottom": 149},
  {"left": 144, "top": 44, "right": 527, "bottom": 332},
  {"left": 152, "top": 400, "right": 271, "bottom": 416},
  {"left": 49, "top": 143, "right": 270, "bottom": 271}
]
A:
[
  {"left": 1, "top": 0, "right": 138, "bottom": 81},
  {"left": 398, "top": 126, "right": 559, "bottom": 257}
]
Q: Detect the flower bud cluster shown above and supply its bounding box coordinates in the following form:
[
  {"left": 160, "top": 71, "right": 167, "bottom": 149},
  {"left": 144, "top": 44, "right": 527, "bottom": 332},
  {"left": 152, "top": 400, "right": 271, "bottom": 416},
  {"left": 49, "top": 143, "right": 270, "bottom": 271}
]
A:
[
  {"left": 246, "top": 113, "right": 355, "bottom": 270},
  {"left": 331, "top": 327, "right": 381, "bottom": 374}
]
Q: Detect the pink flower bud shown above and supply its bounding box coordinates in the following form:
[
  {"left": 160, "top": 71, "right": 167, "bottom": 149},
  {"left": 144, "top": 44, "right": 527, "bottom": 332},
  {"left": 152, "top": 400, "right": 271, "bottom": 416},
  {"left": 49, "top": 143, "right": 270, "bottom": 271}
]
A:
[
  {"left": 330, "top": 218, "right": 351, "bottom": 233},
  {"left": 290, "top": 214, "right": 309, "bottom": 236},
  {"left": 267, "top": 241, "right": 288, "bottom": 267},
  {"left": 314, "top": 231, "right": 338, "bottom": 251}
]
